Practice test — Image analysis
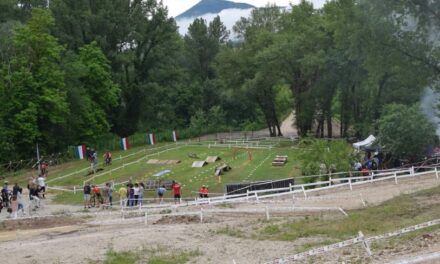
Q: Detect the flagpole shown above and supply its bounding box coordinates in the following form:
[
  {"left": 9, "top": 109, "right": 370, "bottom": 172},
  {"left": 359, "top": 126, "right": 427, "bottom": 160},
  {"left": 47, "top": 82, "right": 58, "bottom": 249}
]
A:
[{"left": 36, "top": 143, "right": 41, "bottom": 175}]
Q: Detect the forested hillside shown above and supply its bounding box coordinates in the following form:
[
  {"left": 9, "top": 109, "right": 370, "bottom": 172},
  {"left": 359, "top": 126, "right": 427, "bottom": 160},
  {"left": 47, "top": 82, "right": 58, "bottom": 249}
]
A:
[{"left": 0, "top": 0, "right": 439, "bottom": 161}]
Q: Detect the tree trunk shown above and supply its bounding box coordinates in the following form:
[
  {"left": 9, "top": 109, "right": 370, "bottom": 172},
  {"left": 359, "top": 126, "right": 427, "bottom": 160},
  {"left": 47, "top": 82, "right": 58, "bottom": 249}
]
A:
[{"left": 327, "top": 111, "right": 332, "bottom": 138}]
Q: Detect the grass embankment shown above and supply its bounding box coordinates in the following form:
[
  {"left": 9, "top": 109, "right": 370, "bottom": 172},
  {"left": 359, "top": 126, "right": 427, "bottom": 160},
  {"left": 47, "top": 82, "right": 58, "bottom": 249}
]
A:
[
  {"left": 214, "top": 185, "right": 440, "bottom": 250},
  {"left": 41, "top": 142, "right": 302, "bottom": 205}
]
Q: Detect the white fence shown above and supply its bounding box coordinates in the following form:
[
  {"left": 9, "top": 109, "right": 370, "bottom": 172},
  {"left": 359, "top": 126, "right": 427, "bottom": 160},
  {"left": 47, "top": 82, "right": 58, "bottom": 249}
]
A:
[{"left": 265, "top": 219, "right": 440, "bottom": 263}]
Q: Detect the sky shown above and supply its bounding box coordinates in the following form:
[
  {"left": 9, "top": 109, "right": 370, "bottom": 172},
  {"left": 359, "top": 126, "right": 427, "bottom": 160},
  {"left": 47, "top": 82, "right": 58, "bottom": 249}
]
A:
[
  {"left": 163, "top": 0, "right": 328, "bottom": 17},
  {"left": 162, "top": 0, "right": 328, "bottom": 35}
]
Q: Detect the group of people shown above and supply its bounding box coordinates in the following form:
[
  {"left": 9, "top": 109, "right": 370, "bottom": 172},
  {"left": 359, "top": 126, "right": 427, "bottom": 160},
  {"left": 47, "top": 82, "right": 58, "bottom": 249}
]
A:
[
  {"left": 0, "top": 173, "right": 46, "bottom": 218},
  {"left": 117, "top": 182, "right": 145, "bottom": 207},
  {"left": 83, "top": 182, "right": 113, "bottom": 209}
]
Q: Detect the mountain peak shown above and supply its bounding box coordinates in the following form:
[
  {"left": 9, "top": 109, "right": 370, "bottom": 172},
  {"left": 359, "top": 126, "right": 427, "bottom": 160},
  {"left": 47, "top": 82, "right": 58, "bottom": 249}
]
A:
[{"left": 176, "top": 0, "right": 255, "bottom": 20}]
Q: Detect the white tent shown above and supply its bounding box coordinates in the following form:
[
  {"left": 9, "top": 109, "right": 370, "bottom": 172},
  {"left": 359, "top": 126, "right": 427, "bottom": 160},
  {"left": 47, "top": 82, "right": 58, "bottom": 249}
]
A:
[
  {"left": 353, "top": 135, "right": 376, "bottom": 149},
  {"left": 192, "top": 161, "right": 207, "bottom": 168}
]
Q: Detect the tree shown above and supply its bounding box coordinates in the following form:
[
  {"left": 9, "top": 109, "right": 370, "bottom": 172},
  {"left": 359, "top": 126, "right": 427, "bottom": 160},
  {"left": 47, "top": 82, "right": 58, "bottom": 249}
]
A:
[
  {"left": 378, "top": 104, "right": 438, "bottom": 160},
  {"left": 0, "top": 8, "right": 68, "bottom": 157}
]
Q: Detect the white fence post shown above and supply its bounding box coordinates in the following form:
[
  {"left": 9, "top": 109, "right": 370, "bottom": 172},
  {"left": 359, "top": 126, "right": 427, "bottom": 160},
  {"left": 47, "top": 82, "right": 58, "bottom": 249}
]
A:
[
  {"left": 289, "top": 183, "right": 293, "bottom": 192},
  {"left": 246, "top": 189, "right": 249, "bottom": 202},
  {"left": 255, "top": 192, "right": 259, "bottom": 201},
  {"left": 265, "top": 206, "right": 270, "bottom": 220},
  {"left": 349, "top": 178, "right": 353, "bottom": 191},
  {"left": 301, "top": 185, "right": 307, "bottom": 198},
  {"left": 329, "top": 176, "right": 332, "bottom": 186},
  {"left": 144, "top": 210, "right": 148, "bottom": 226},
  {"left": 394, "top": 172, "right": 398, "bottom": 184},
  {"left": 73, "top": 186, "right": 76, "bottom": 194},
  {"left": 411, "top": 166, "right": 414, "bottom": 176},
  {"left": 436, "top": 167, "right": 439, "bottom": 180},
  {"left": 200, "top": 208, "right": 204, "bottom": 223}
]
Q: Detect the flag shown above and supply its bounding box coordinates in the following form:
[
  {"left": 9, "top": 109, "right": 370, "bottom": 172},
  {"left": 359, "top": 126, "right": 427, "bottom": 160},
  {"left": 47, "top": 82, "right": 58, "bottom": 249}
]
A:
[
  {"left": 172, "top": 130, "right": 178, "bottom": 142},
  {"left": 147, "top": 133, "right": 156, "bottom": 145},
  {"left": 75, "top": 145, "right": 86, "bottom": 159},
  {"left": 120, "top": 137, "right": 129, "bottom": 151}
]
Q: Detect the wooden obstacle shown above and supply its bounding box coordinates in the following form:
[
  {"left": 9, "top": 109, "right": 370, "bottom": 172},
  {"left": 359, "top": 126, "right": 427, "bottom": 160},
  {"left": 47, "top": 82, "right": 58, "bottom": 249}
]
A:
[
  {"left": 192, "top": 161, "right": 208, "bottom": 168},
  {"left": 272, "top": 155, "right": 288, "bottom": 166},
  {"left": 215, "top": 164, "right": 232, "bottom": 176},
  {"left": 205, "top": 156, "right": 221, "bottom": 163},
  {"left": 147, "top": 159, "right": 181, "bottom": 165}
]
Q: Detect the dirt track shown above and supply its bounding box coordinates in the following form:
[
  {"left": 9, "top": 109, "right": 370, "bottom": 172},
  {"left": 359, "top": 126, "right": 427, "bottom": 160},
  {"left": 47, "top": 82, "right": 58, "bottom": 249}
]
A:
[{"left": 1, "top": 173, "right": 440, "bottom": 263}]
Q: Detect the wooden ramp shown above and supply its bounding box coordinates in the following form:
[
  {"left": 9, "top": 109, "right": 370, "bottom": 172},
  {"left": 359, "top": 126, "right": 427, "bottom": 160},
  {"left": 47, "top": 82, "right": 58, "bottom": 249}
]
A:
[
  {"left": 192, "top": 161, "right": 208, "bottom": 168},
  {"left": 272, "top": 155, "right": 288, "bottom": 166},
  {"left": 205, "top": 156, "right": 221, "bottom": 163},
  {"left": 147, "top": 159, "right": 181, "bottom": 165}
]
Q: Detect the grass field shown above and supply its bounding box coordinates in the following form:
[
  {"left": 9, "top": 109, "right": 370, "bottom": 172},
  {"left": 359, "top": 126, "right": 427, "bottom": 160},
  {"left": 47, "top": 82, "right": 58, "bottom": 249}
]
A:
[{"left": 4, "top": 139, "right": 304, "bottom": 204}]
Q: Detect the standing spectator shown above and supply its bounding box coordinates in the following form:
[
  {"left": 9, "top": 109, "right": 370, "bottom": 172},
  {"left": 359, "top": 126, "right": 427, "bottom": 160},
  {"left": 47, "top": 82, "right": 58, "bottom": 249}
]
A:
[
  {"left": 37, "top": 174, "right": 46, "bottom": 198},
  {"left": 133, "top": 183, "right": 140, "bottom": 206},
  {"left": 107, "top": 182, "right": 113, "bottom": 208},
  {"left": 12, "top": 183, "right": 20, "bottom": 196},
  {"left": 157, "top": 185, "right": 166, "bottom": 204},
  {"left": 102, "top": 183, "right": 109, "bottom": 209},
  {"left": 1, "top": 181, "right": 9, "bottom": 207},
  {"left": 128, "top": 183, "right": 135, "bottom": 207},
  {"left": 118, "top": 185, "right": 127, "bottom": 207},
  {"left": 83, "top": 183, "right": 91, "bottom": 209},
  {"left": 138, "top": 183, "right": 145, "bottom": 206},
  {"left": 10, "top": 195, "right": 18, "bottom": 219},
  {"left": 40, "top": 162, "right": 48, "bottom": 176},
  {"left": 92, "top": 185, "right": 101, "bottom": 207},
  {"left": 17, "top": 188, "right": 24, "bottom": 216},
  {"left": 172, "top": 182, "right": 181, "bottom": 204}
]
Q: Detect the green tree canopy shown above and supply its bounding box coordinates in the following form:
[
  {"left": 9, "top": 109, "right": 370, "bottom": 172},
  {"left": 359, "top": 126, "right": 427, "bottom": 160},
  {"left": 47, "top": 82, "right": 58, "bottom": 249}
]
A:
[{"left": 378, "top": 104, "right": 438, "bottom": 160}]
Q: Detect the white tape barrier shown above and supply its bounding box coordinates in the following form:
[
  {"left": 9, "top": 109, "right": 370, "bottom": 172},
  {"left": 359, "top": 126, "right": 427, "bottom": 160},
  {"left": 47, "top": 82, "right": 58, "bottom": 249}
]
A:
[{"left": 265, "top": 219, "right": 440, "bottom": 263}]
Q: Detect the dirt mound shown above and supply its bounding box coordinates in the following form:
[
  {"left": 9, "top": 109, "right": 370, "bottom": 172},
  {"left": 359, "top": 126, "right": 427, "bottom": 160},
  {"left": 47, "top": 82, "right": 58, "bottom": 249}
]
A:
[
  {"left": 153, "top": 215, "right": 204, "bottom": 225},
  {"left": 0, "top": 216, "right": 83, "bottom": 231}
]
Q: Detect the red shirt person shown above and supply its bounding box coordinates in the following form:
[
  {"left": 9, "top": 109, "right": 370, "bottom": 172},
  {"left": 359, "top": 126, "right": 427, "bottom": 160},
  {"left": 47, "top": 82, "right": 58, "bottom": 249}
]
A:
[
  {"left": 172, "top": 182, "right": 181, "bottom": 204},
  {"left": 199, "top": 185, "right": 208, "bottom": 198}
]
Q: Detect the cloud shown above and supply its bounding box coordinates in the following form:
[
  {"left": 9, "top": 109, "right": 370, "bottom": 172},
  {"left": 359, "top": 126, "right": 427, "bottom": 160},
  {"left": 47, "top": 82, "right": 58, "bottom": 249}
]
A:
[
  {"left": 163, "top": 0, "right": 328, "bottom": 18},
  {"left": 176, "top": 8, "right": 253, "bottom": 35}
]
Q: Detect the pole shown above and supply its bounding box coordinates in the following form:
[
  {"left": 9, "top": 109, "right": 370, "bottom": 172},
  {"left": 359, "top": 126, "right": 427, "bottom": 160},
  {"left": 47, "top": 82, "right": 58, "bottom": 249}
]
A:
[{"left": 36, "top": 143, "right": 41, "bottom": 175}]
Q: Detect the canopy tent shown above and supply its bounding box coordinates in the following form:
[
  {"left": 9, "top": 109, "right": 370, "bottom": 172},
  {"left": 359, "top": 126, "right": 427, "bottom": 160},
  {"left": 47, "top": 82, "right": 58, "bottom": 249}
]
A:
[{"left": 353, "top": 135, "right": 376, "bottom": 149}]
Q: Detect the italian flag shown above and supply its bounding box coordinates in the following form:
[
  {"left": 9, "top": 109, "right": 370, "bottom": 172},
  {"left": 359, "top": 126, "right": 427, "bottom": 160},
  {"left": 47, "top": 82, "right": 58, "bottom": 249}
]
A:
[
  {"left": 75, "top": 145, "right": 86, "bottom": 160},
  {"left": 120, "top": 137, "right": 129, "bottom": 151},
  {"left": 147, "top": 133, "right": 156, "bottom": 145},
  {"left": 172, "top": 130, "right": 178, "bottom": 142}
]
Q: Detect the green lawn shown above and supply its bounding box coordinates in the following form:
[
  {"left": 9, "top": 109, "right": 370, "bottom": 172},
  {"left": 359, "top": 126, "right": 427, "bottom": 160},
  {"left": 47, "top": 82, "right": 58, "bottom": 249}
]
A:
[{"left": 6, "top": 140, "right": 306, "bottom": 204}]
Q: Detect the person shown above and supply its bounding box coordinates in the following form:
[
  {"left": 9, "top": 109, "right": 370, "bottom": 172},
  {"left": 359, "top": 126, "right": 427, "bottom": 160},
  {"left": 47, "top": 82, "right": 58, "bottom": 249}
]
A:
[
  {"left": 41, "top": 162, "right": 48, "bottom": 176},
  {"left": 172, "top": 182, "right": 181, "bottom": 204},
  {"left": 2, "top": 181, "right": 10, "bottom": 208},
  {"left": 118, "top": 185, "right": 127, "bottom": 207},
  {"left": 199, "top": 185, "right": 209, "bottom": 198},
  {"left": 90, "top": 149, "right": 98, "bottom": 174},
  {"left": 29, "top": 183, "right": 41, "bottom": 209},
  {"left": 128, "top": 183, "right": 135, "bottom": 207},
  {"left": 361, "top": 166, "right": 369, "bottom": 177},
  {"left": 103, "top": 151, "right": 112, "bottom": 166},
  {"left": 92, "top": 185, "right": 101, "bottom": 207},
  {"left": 12, "top": 183, "right": 20, "bottom": 196},
  {"left": 157, "top": 185, "right": 166, "bottom": 204},
  {"left": 83, "top": 183, "right": 91, "bottom": 209},
  {"left": 133, "top": 183, "right": 140, "bottom": 206},
  {"left": 10, "top": 195, "right": 18, "bottom": 219},
  {"left": 37, "top": 174, "right": 46, "bottom": 198},
  {"left": 17, "top": 188, "right": 24, "bottom": 216},
  {"left": 138, "top": 183, "right": 145, "bottom": 206},
  {"left": 107, "top": 182, "right": 113, "bottom": 208},
  {"left": 102, "top": 183, "right": 109, "bottom": 209}
]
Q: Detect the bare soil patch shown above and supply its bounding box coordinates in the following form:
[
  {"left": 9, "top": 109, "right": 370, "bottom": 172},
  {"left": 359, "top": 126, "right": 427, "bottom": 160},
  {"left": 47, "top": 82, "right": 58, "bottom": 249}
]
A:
[
  {"left": 153, "top": 215, "right": 212, "bottom": 225},
  {"left": 0, "top": 216, "right": 83, "bottom": 231}
]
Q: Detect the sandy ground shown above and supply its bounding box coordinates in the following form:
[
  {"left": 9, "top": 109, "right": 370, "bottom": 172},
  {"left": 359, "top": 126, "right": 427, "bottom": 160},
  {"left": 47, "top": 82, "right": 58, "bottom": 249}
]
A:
[{"left": 1, "top": 173, "right": 440, "bottom": 263}]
